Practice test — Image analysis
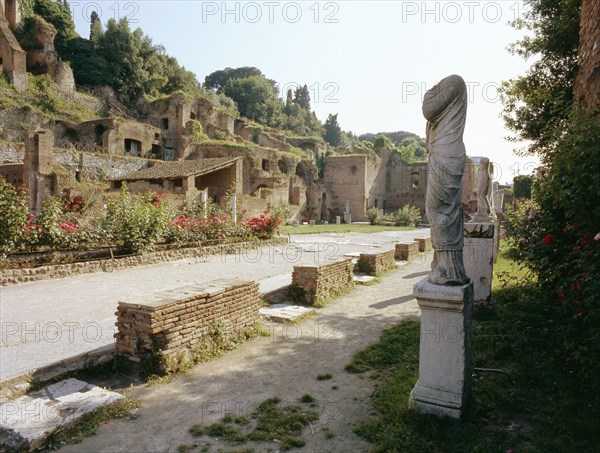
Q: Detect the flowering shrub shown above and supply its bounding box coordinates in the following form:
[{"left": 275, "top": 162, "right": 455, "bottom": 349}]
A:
[
  {"left": 243, "top": 211, "right": 281, "bottom": 239},
  {"left": 504, "top": 110, "right": 600, "bottom": 389},
  {"left": 61, "top": 194, "right": 85, "bottom": 213},
  {"left": 100, "top": 186, "right": 170, "bottom": 253}
]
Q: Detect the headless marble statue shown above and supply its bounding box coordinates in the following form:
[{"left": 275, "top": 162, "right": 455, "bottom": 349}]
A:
[{"left": 422, "top": 74, "right": 470, "bottom": 285}]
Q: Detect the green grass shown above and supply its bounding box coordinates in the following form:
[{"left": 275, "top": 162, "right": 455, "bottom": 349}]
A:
[
  {"left": 40, "top": 397, "right": 140, "bottom": 451},
  {"left": 280, "top": 224, "right": 415, "bottom": 235},
  {"left": 348, "top": 242, "right": 600, "bottom": 452},
  {"left": 184, "top": 396, "right": 318, "bottom": 451},
  {"left": 316, "top": 373, "right": 332, "bottom": 381}
]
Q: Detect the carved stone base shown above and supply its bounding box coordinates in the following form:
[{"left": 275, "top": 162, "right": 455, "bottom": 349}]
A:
[
  {"left": 409, "top": 278, "right": 473, "bottom": 418},
  {"left": 463, "top": 222, "right": 495, "bottom": 303}
]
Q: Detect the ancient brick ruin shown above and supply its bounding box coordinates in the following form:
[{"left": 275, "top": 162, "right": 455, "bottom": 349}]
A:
[{"left": 290, "top": 258, "right": 355, "bottom": 306}]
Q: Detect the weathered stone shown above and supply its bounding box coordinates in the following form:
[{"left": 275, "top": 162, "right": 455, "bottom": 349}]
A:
[
  {"left": 358, "top": 250, "right": 396, "bottom": 276},
  {"left": 290, "top": 259, "right": 354, "bottom": 306},
  {"left": 409, "top": 278, "right": 473, "bottom": 418},
  {"left": 260, "top": 304, "right": 314, "bottom": 323},
  {"left": 463, "top": 222, "right": 495, "bottom": 303},
  {"left": 0, "top": 379, "right": 123, "bottom": 451},
  {"left": 415, "top": 237, "right": 432, "bottom": 252},
  {"left": 395, "top": 242, "right": 419, "bottom": 261}
]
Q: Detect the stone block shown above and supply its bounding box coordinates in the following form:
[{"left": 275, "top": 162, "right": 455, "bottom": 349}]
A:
[
  {"left": 415, "top": 237, "right": 432, "bottom": 252},
  {"left": 409, "top": 278, "right": 473, "bottom": 419},
  {"left": 395, "top": 241, "right": 419, "bottom": 260},
  {"left": 463, "top": 222, "right": 495, "bottom": 303},
  {"left": 0, "top": 379, "right": 123, "bottom": 451},
  {"left": 358, "top": 250, "right": 397, "bottom": 276}
]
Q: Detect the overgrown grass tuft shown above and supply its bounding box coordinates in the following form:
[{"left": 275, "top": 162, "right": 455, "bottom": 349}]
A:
[{"left": 349, "top": 242, "right": 600, "bottom": 452}]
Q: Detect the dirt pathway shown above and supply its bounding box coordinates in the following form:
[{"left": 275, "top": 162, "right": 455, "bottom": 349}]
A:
[{"left": 59, "top": 256, "right": 431, "bottom": 453}]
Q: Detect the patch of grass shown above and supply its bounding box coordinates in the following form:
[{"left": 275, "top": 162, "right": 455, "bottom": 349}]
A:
[
  {"left": 280, "top": 224, "right": 415, "bottom": 235},
  {"left": 331, "top": 385, "right": 338, "bottom": 390},
  {"left": 41, "top": 396, "right": 140, "bottom": 451},
  {"left": 177, "top": 444, "right": 197, "bottom": 452},
  {"left": 316, "top": 373, "right": 332, "bottom": 381},
  {"left": 348, "top": 241, "right": 600, "bottom": 452},
  {"left": 185, "top": 396, "right": 318, "bottom": 451},
  {"left": 323, "top": 427, "right": 336, "bottom": 439},
  {"left": 205, "top": 422, "right": 246, "bottom": 445},
  {"left": 298, "top": 393, "right": 316, "bottom": 403}
]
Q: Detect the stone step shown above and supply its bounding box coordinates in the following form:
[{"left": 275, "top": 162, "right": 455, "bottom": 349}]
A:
[
  {"left": 0, "top": 378, "right": 124, "bottom": 451},
  {"left": 260, "top": 304, "right": 314, "bottom": 323}
]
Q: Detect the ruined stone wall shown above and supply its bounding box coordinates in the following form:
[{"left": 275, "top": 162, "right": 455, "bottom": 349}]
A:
[
  {"left": 75, "top": 119, "right": 161, "bottom": 157},
  {"left": 115, "top": 278, "right": 261, "bottom": 371},
  {"left": 290, "top": 258, "right": 354, "bottom": 306},
  {"left": 0, "top": 163, "right": 22, "bottom": 186},
  {"left": 325, "top": 155, "right": 367, "bottom": 220},
  {"left": 575, "top": 0, "right": 600, "bottom": 110},
  {"left": 365, "top": 153, "right": 386, "bottom": 210},
  {"left": 358, "top": 250, "right": 396, "bottom": 276},
  {"left": 0, "top": 19, "right": 26, "bottom": 89},
  {"left": 1, "top": 238, "right": 288, "bottom": 286}
]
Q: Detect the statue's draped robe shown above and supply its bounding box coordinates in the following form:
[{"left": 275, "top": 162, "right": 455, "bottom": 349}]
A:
[{"left": 423, "top": 74, "right": 470, "bottom": 285}]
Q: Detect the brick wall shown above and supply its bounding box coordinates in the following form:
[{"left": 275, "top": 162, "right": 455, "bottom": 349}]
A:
[
  {"left": 358, "top": 250, "right": 396, "bottom": 276},
  {"left": 115, "top": 278, "right": 261, "bottom": 372},
  {"left": 575, "top": 0, "right": 600, "bottom": 110},
  {"left": 290, "top": 258, "right": 354, "bottom": 306},
  {"left": 395, "top": 241, "right": 419, "bottom": 261}
]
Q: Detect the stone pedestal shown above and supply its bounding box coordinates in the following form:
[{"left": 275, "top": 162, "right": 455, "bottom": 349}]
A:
[
  {"left": 463, "top": 222, "right": 495, "bottom": 304},
  {"left": 336, "top": 216, "right": 341, "bottom": 225},
  {"left": 409, "top": 278, "right": 473, "bottom": 418}
]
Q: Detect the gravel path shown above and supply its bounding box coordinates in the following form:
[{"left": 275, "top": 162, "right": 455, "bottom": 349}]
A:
[
  {"left": 0, "top": 230, "right": 429, "bottom": 381},
  {"left": 58, "top": 251, "right": 432, "bottom": 453}
]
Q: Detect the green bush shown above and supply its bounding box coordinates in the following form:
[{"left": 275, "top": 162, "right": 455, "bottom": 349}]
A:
[
  {"left": 504, "top": 109, "right": 600, "bottom": 389},
  {"left": 0, "top": 178, "right": 29, "bottom": 256},
  {"left": 393, "top": 205, "right": 422, "bottom": 227},
  {"left": 186, "top": 120, "right": 208, "bottom": 143},
  {"left": 100, "top": 186, "right": 170, "bottom": 253},
  {"left": 366, "top": 208, "right": 379, "bottom": 225}
]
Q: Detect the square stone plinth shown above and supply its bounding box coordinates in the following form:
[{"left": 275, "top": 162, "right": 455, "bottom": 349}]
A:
[{"left": 409, "top": 278, "right": 473, "bottom": 418}]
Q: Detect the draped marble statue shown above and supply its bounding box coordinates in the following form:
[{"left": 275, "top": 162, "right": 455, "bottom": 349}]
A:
[
  {"left": 422, "top": 74, "right": 470, "bottom": 285},
  {"left": 471, "top": 157, "right": 493, "bottom": 222}
]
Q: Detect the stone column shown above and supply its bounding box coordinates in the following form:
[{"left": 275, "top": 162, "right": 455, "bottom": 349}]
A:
[
  {"left": 231, "top": 193, "right": 237, "bottom": 223},
  {"left": 409, "top": 278, "right": 473, "bottom": 418},
  {"left": 200, "top": 191, "right": 208, "bottom": 218},
  {"left": 463, "top": 222, "right": 495, "bottom": 304}
]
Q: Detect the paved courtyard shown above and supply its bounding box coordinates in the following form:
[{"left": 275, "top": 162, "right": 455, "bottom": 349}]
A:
[{"left": 0, "top": 229, "right": 430, "bottom": 381}]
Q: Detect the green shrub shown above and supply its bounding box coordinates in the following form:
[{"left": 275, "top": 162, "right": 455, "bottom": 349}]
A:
[
  {"left": 186, "top": 120, "right": 208, "bottom": 143},
  {"left": 366, "top": 208, "right": 379, "bottom": 225},
  {"left": 0, "top": 178, "right": 29, "bottom": 256},
  {"left": 100, "top": 186, "right": 170, "bottom": 253},
  {"left": 393, "top": 205, "right": 422, "bottom": 227}
]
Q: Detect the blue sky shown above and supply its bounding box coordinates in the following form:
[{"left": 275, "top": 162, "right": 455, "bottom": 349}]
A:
[{"left": 70, "top": 1, "right": 540, "bottom": 184}]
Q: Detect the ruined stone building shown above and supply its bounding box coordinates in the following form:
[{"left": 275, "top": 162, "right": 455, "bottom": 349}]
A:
[{"left": 0, "top": 0, "right": 26, "bottom": 90}]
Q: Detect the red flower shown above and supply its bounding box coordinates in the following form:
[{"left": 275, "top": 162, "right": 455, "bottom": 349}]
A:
[{"left": 542, "top": 233, "right": 555, "bottom": 245}]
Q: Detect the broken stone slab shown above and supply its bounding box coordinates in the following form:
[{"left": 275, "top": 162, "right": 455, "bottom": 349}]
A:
[
  {"left": 353, "top": 274, "right": 377, "bottom": 285},
  {"left": 260, "top": 304, "right": 314, "bottom": 323},
  {"left": 0, "top": 378, "right": 124, "bottom": 451}
]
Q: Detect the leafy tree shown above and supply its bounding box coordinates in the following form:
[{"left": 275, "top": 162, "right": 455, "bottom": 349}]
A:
[
  {"left": 0, "top": 178, "right": 29, "bottom": 257},
  {"left": 373, "top": 134, "right": 392, "bottom": 150},
  {"left": 512, "top": 174, "right": 534, "bottom": 199},
  {"left": 294, "top": 84, "right": 311, "bottom": 110},
  {"left": 62, "top": 37, "right": 112, "bottom": 86},
  {"left": 324, "top": 114, "right": 342, "bottom": 146},
  {"left": 89, "top": 10, "right": 102, "bottom": 42},
  {"left": 204, "top": 67, "right": 273, "bottom": 93},
  {"left": 33, "top": 0, "right": 76, "bottom": 54},
  {"left": 499, "top": 0, "right": 580, "bottom": 155},
  {"left": 223, "top": 75, "right": 282, "bottom": 125},
  {"left": 285, "top": 89, "right": 293, "bottom": 115}
]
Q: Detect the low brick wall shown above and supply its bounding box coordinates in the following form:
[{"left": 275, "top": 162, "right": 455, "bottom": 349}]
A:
[
  {"left": 115, "top": 278, "right": 261, "bottom": 372},
  {"left": 358, "top": 250, "right": 397, "bottom": 276},
  {"left": 395, "top": 241, "right": 419, "bottom": 261},
  {"left": 290, "top": 258, "right": 354, "bottom": 307},
  {"left": 0, "top": 239, "right": 288, "bottom": 286},
  {"left": 415, "top": 237, "right": 432, "bottom": 252}
]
